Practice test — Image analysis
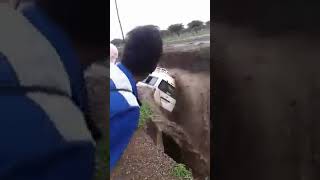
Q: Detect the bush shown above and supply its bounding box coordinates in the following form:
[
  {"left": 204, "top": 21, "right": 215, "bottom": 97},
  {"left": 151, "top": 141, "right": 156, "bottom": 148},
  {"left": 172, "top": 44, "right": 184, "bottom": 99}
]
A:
[{"left": 171, "top": 163, "right": 193, "bottom": 180}]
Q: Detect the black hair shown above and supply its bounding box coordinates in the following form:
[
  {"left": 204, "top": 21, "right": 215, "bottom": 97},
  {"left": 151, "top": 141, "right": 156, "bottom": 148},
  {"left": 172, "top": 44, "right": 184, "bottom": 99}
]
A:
[
  {"left": 122, "top": 25, "right": 163, "bottom": 76},
  {"left": 35, "top": 0, "right": 107, "bottom": 47}
]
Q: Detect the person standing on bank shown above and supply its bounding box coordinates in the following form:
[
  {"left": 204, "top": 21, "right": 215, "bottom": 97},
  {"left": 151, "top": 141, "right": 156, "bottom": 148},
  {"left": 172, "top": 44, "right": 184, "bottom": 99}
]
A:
[{"left": 109, "top": 25, "right": 163, "bottom": 171}]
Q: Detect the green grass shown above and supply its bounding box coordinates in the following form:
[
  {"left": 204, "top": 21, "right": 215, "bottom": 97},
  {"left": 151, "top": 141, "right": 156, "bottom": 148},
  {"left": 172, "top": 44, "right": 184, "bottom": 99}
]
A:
[
  {"left": 171, "top": 163, "right": 193, "bottom": 180},
  {"left": 138, "top": 102, "right": 153, "bottom": 128}
]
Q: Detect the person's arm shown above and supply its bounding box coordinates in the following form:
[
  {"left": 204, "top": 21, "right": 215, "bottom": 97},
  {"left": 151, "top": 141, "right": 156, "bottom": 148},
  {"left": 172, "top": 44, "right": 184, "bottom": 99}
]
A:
[{"left": 109, "top": 107, "right": 140, "bottom": 171}]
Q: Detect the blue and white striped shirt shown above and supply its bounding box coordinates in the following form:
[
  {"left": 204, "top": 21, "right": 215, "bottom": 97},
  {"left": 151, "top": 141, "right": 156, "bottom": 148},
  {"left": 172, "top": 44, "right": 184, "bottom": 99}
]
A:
[
  {"left": 0, "top": 4, "right": 94, "bottom": 179},
  {"left": 110, "top": 63, "right": 140, "bottom": 170}
]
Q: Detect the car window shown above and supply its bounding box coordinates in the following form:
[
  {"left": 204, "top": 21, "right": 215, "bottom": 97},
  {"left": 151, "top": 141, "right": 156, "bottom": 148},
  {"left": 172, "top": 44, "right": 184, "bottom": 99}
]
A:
[
  {"left": 158, "top": 80, "right": 175, "bottom": 98},
  {"left": 149, "top": 77, "right": 158, "bottom": 86},
  {"left": 145, "top": 76, "right": 158, "bottom": 86},
  {"left": 143, "top": 76, "right": 152, "bottom": 84}
]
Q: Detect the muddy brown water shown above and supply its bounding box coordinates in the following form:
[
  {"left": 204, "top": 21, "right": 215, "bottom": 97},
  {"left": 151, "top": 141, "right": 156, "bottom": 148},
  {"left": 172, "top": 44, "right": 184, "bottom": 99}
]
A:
[{"left": 140, "top": 47, "right": 211, "bottom": 179}]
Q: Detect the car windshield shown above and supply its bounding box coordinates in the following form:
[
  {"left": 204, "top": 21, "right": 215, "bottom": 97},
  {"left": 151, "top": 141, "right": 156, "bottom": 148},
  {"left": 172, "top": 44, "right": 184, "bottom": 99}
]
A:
[{"left": 158, "top": 80, "right": 175, "bottom": 98}]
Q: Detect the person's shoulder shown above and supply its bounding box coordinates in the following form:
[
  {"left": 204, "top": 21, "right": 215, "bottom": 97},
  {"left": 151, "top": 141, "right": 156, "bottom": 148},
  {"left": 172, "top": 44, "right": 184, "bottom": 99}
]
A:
[
  {"left": 110, "top": 105, "right": 140, "bottom": 121},
  {"left": 110, "top": 63, "right": 135, "bottom": 91},
  {"left": 110, "top": 89, "right": 139, "bottom": 112}
]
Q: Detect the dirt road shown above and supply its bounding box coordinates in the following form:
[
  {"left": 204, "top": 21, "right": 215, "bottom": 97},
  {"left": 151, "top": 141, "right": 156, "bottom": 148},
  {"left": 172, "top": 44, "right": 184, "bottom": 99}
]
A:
[{"left": 110, "top": 129, "right": 179, "bottom": 180}]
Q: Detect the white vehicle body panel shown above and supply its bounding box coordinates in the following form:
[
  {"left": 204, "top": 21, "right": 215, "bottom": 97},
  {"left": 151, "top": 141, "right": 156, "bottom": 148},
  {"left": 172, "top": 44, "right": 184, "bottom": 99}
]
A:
[{"left": 137, "top": 67, "right": 176, "bottom": 112}]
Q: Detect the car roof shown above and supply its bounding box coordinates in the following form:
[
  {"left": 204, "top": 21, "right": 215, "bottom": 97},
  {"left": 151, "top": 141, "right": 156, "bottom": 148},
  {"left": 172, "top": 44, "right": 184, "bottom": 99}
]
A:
[{"left": 150, "top": 69, "right": 175, "bottom": 87}]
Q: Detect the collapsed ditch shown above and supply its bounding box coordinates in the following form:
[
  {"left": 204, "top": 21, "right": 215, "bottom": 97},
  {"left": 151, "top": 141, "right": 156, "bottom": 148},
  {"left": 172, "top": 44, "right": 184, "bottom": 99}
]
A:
[
  {"left": 145, "top": 121, "right": 191, "bottom": 175},
  {"left": 162, "top": 132, "right": 183, "bottom": 164},
  {"left": 145, "top": 120, "right": 208, "bottom": 179}
]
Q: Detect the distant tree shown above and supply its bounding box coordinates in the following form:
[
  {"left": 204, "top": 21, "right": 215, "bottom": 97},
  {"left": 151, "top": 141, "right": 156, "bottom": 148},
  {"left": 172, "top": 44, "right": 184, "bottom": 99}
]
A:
[
  {"left": 206, "top": 20, "right": 210, "bottom": 27},
  {"left": 187, "top": 20, "right": 204, "bottom": 33},
  {"left": 182, "top": 27, "right": 192, "bottom": 34},
  {"left": 111, "top": 38, "right": 124, "bottom": 47},
  {"left": 168, "top": 24, "right": 184, "bottom": 36},
  {"left": 160, "top": 30, "right": 171, "bottom": 38},
  {"left": 181, "top": 28, "right": 189, "bottom": 34}
]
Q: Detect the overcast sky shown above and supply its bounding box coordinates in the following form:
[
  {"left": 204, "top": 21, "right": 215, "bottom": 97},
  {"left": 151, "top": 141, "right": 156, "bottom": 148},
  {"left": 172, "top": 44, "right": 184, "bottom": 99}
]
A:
[{"left": 110, "top": 0, "right": 210, "bottom": 40}]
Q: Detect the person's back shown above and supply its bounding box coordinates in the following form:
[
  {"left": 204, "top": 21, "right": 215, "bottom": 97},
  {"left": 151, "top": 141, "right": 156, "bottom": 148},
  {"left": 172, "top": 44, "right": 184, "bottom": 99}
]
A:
[
  {"left": 109, "top": 62, "right": 140, "bottom": 169},
  {"left": 0, "top": 1, "right": 106, "bottom": 179},
  {"left": 110, "top": 25, "right": 163, "bottom": 171}
]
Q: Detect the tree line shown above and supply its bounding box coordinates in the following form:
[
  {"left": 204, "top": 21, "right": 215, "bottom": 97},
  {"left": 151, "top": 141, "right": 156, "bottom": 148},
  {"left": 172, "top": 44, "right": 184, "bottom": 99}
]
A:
[
  {"left": 111, "top": 20, "right": 210, "bottom": 46},
  {"left": 165, "top": 20, "right": 210, "bottom": 37}
]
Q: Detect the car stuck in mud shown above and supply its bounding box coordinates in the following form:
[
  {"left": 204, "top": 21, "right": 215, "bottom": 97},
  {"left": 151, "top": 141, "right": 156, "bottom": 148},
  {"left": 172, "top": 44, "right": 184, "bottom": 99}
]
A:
[{"left": 137, "top": 67, "right": 176, "bottom": 112}]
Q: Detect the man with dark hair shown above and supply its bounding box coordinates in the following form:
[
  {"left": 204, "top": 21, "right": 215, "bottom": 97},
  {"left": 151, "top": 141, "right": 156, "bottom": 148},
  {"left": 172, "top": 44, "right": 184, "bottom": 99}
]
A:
[
  {"left": 110, "top": 25, "right": 163, "bottom": 170},
  {"left": 0, "top": 0, "right": 106, "bottom": 179}
]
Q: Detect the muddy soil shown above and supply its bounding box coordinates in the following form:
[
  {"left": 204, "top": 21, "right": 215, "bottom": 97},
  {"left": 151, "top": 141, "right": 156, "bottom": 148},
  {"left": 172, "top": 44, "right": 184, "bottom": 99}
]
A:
[
  {"left": 168, "top": 68, "right": 210, "bottom": 178},
  {"left": 161, "top": 47, "right": 211, "bottom": 177},
  {"left": 213, "top": 23, "right": 320, "bottom": 180},
  {"left": 160, "top": 46, "right": 210, "bottom": 73},
  {"left": 110, "top": 128, "right": 178, "bottom": 180}
]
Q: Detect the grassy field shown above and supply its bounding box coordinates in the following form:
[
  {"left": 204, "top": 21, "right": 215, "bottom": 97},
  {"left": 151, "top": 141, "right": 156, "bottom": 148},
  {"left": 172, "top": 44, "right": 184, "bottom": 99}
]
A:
[
  {"left": 163, "top": 28, "right": 210, "bottom": 44},
  {"left": 115, "top": 28, "right": 210, "bottom": 52}
]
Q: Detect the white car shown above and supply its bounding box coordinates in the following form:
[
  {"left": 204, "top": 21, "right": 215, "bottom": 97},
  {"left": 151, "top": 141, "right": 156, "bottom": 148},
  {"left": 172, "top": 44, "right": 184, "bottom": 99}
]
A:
[{"left": 137, "top": 67, "right": 176, "bottom": 112}]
